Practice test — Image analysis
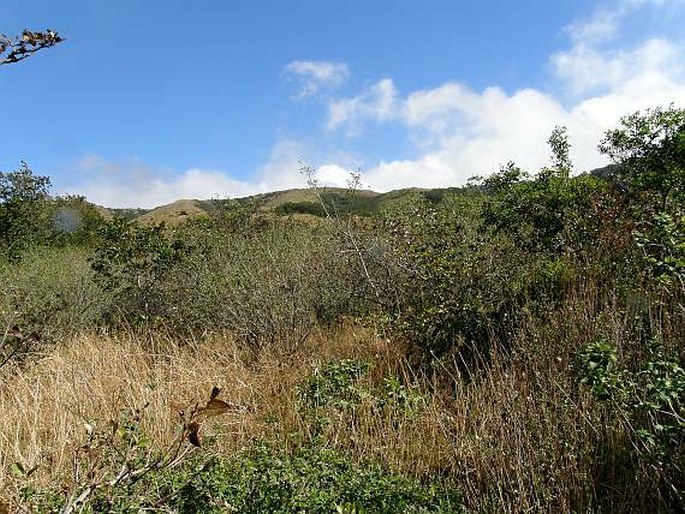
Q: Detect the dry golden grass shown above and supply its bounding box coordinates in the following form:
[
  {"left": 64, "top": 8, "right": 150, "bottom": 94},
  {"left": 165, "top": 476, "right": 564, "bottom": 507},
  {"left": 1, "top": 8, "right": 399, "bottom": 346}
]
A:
[
  {"left": 136, "top": 199, "right": 210, "bottom": 226},
  {"left": 0, "top": 295, "right": 670, "bottom": 512},
  {"left": 0, "top": 325, "right": 381, "bottom": 498}
]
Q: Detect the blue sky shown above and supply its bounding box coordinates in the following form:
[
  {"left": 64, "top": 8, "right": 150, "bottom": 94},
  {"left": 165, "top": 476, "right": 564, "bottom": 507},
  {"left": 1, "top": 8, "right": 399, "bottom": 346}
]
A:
[{"left": 1, "top": 0, "right": 684, "bottom": 207}]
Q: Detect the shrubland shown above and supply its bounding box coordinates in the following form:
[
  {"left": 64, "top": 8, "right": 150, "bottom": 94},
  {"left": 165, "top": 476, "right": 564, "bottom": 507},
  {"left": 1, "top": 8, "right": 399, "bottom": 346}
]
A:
[{"left": 0, "top": 105, "right": 683, "bottom": 512}]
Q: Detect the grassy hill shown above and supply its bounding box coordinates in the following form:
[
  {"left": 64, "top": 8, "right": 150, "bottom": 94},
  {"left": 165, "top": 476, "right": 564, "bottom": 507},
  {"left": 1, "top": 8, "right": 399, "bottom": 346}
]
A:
[
  {"left": 136, "top": 199, "right": 210, "bottom": 226},
  {"left": 107, "top": 186, "right": 476, "bottom": 226}
]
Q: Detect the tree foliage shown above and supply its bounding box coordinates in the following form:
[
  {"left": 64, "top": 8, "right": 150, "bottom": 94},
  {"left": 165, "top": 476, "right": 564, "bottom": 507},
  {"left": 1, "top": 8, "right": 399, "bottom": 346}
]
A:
[
  {"left": 599, "top": 105, "right": 685, "bottom": 210},
  {"left": 0, "top": 162, "right": 51, "bottom": 258}
]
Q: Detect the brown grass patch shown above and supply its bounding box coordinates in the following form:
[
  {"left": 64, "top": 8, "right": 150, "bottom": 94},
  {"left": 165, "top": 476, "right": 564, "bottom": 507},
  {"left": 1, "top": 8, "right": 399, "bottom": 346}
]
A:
[{"left": 0, "top": 300, "right": 670, "bottom": 512}]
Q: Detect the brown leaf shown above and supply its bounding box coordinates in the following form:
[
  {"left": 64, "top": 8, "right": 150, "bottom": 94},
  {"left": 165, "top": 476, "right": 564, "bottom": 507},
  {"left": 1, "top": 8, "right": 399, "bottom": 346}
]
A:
[
  {"left": 187, "top": 421, "right": 201, "bottom": 447},
  {"left": 169, "top": 400, "right": 185, "bottom": 416},
  {"left": 198, "top": 398, "right": 232, "bottom": 418}
]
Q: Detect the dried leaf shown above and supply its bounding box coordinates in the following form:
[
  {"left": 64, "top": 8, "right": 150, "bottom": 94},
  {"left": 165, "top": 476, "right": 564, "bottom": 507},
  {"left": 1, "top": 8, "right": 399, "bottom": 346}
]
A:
[
  {"left": 198, "top": 398, "right": 232, "bottom": 417},
  {"left": 169, "top": 400, "right": 185, "bottom": 416},
  {"left": 187, "top": 421, "right": 201, "bottom": 447}
]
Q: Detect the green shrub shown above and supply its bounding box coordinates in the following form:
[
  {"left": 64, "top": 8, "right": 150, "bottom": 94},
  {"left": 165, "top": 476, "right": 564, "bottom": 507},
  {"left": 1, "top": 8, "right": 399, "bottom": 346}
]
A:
[
  {"left": 376, "top": 193, "right": 525, "bottom": 362},
  {"left": 161, "top": 220, "right": 354, "bottom": 349},
  {"left": 0, "top": 246, "right": 109, "bottom": 340},
  {"left": 297, "top": 359, "right": 371, "bottom": 410},
  {"left": 635, "top": 212, "right": 685, "bottom": 288},
  {"left": 579, "top": 338, "right": 685, "bottom": 506},
  {"left": 599, "top": 105, "right": 685, "bottom": 211},
  {"left": 0, "top": 163, "right": 51, "bottom": 260},
  {"left": 275, "top": 201, "right": 327, "bottom": 217},
  {"left": 90, "top": 218, "right": 188, "bottom": 324},
  {"left": 158, "top": 444, "right": 462, "bottom": 514}
]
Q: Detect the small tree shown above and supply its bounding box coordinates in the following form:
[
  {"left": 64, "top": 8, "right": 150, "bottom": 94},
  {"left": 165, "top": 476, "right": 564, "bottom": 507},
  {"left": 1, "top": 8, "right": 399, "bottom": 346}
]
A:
[
  {"left": 599, "top": 105, "right": 685, "bottom": 211},
  {"left": 0, "top": 29, "right": 63, "bottom": 66},
  {"left": 90, "top": 219, "right": 188, "bottom": 322},
  {"left": 541, "top": 125, "right": 573, "bottom": 180},
  {"left": 0, "top": 162, "right": 51, "bottom": 258}
]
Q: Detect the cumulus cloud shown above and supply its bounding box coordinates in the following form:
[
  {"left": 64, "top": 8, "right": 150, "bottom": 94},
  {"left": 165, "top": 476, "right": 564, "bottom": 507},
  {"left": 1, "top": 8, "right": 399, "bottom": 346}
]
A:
[
  {"left": 345, "top": 0, "right": 685, "bottom": 191},
  {"left": 66, "top": 140, "right": 356, "bottom": 208},
  {"left": 282, "top": 60, "right": 349, "bottom": 98},
  {"left": 327, "top": 79, "right": 400, "bottom": 134},
  {"left": 565, "top": 8, "right": 622, "bottom": 45},
  {"left": 566, "top": 0, "right": 684, "bottom": 45},
  {"left": 67, "top": 1, "right": 685, "bottom": 207},
  {"left": 69, "top": 155, "right": 258, "bottom": 208},
  {"left": 552, "top": 38, "right": 682, "bottom": 96}
]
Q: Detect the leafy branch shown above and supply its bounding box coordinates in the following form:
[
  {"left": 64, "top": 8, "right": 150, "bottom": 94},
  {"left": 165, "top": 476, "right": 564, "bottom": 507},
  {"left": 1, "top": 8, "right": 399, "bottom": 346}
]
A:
[{"left": 0, "top": 29, "right": 64, "bottom": 66}]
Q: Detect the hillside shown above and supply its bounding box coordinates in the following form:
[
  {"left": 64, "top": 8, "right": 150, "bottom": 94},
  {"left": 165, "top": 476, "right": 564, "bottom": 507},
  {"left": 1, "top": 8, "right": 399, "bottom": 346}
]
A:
[
  {"left": 108, "top": 186, "right": 475, "bottom": 226},
  {"left": 136, "top": 199, "right": 210, "bottom": 226}
]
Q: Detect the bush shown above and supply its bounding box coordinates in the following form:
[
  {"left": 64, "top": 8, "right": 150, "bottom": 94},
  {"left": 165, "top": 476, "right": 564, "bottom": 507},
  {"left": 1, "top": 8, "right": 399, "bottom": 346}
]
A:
[
  {"left": 90, "top": 218, "right": 188, "bottom": 325},
  {"left": 159, "top": 219, "right": 355, "bottom": 349},
  {"left": 374, "top": 192, "right": 525, "bottom": 363},
  {"left": 0, "top": 163, "right": 51, "bottom": 260},
  {"left": 580, "top": 338, "right": 685, "bottom": 506},
  {"left": 297, "top": 359, "right": 371, "bottom": 410},
  {"left": 0, "top": 246, "right": 109, "bottom": 341},
  {"left": 159, "top": 444, "right": 462, "bottom": 514}
]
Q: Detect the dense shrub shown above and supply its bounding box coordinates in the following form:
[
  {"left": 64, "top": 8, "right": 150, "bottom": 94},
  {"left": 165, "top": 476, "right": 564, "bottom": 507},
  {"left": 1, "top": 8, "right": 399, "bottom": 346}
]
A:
[
  {"left": 580, "top": 338, "right": 685, "bottom": 507},
  {"left": 0, "top": 163, "right": 51, "bottom": 260},
  {"left": 160, "top": 444, "right": 462, "bottom": 514},
  {"left": 0, "top": 247, "right": 109, "bottom": 340},
  {"left": 90, "top": 218, "right": 189, "bottom": 324},
  {"left": 369, "top": 192, "right": 527, "bottom": 364},
  {"left": 22, "top": 444, "right": 462, "bottom": 513},
  {"left": 599, "top": 105, "right": 685, "bottom": 211},
  {"left": 160, "top": 219, "right": 357, "bottom": 349}
]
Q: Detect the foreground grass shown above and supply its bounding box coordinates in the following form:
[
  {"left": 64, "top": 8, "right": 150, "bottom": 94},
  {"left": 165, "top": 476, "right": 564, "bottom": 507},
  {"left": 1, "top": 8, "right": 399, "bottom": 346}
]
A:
[
  {"left": 0, "top": 326, "right": 460, "bottom": 512},
  {"left": 1, "top": 285, "right": 675, "bottom": 512}
]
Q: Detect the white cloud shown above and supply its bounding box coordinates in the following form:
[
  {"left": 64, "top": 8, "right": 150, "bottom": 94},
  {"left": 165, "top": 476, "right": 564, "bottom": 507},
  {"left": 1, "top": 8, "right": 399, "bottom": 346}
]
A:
[
  {"left": 356, "top": 0, "right": 685, "bottom": 191},
  {"left": 566, "top": 0, "right": 684, "bottom": 46},
  {"left": 552, "top": 37, "right": 683, "bottom": 96},
  {"left": 66, "top": 140, "right": 357, "bottom": 208},
  {"left": 70, "top": 155, "right": 259, "bottom": 208},
  {"left": 363, "top": 86, "right": 569, "bottom": 191},
  {"left": 67, "top": 1, "right": 685, "bottom": 207},
  {"left": 282, "top": 60, "right": 349, "bottom": 98},
  {"left": 566, "top": 9, "right": 621, "bottom": 45},
  {"left": 326, "top": 79, "right": 400, "bottom": 134}
]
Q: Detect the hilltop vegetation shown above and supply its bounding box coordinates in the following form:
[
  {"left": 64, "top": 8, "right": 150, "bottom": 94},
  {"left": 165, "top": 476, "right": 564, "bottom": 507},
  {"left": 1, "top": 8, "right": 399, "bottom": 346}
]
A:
[{"left": 0, "top": 106, "right": 684, "bottom": 512}]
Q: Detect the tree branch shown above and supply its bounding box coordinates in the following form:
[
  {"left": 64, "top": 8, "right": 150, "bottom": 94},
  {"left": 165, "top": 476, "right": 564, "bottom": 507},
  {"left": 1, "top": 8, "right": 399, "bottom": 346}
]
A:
[{"left": 0, "top": 29, "right": 64, "bottom": 66}]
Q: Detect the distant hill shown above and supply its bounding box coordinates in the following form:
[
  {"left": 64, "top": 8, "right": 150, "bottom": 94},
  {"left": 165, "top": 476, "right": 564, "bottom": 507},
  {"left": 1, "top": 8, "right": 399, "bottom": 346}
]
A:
[
  {"left": 589, "top": 163, "right": 623, "bottom": 180},
  {"left": 95, "top": 186, "right": 482, "bottom": 225},
  {"left": 94, "top": 168, "right": 629, "bottom": 226},
  {"left": 136, "top": 199, "right": 210, "bottom": 226}
]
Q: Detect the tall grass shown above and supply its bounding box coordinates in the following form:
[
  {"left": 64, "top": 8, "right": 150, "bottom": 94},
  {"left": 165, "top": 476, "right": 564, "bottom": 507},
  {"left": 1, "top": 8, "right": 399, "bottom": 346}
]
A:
[{"left": 1, "top": 275, "right": 680, "bottom": 512}]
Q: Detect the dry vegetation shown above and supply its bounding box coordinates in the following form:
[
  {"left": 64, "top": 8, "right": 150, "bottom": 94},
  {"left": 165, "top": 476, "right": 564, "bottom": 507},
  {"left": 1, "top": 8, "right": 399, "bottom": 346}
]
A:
[
  {"left": 2, "top": 282, "right": 680, "bottom": 512},
  {"left": 1, "top": 107, "right": 683, "bottom": 512}
]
